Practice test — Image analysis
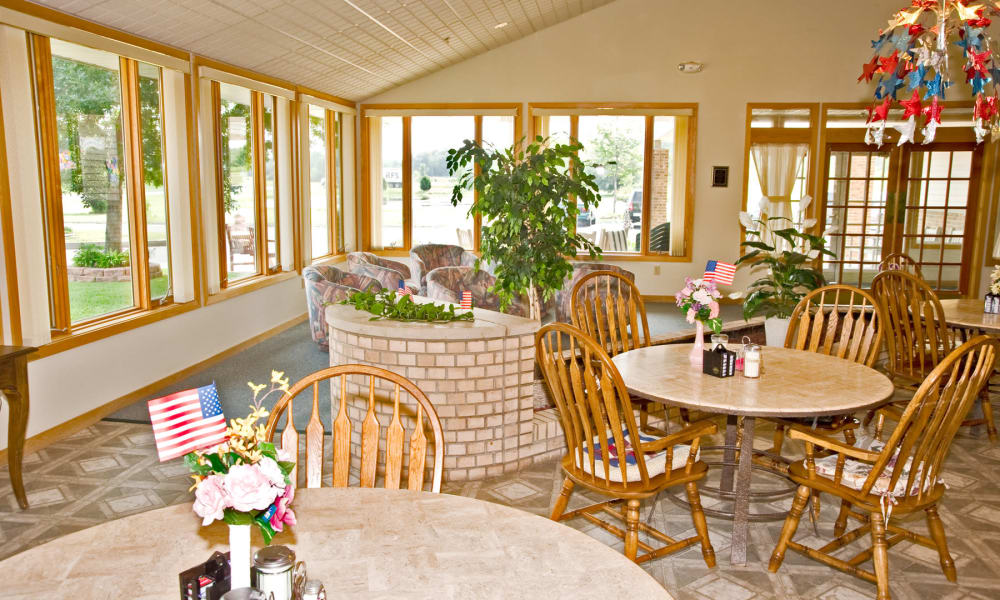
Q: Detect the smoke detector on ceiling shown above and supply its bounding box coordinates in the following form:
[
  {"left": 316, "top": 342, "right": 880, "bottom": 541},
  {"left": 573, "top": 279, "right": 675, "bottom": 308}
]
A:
[{"left": 677, "top": 61, "right": 704, "bottom": 74}]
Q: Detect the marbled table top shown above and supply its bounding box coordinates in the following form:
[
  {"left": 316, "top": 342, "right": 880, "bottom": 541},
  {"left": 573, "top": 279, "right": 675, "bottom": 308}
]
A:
[
  {"left": 940, "top": 299, "right": 1000, "bottom": 333},
  {"left": 0, "top": 487, "right": 670, "bottom": 599},
  {"left": 612, "top": 344, "right": 894, "bottom": 418}
]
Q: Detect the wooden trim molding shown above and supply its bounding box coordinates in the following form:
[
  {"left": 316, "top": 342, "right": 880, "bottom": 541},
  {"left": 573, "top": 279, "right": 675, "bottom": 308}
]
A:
[
  {"left": 0, "top": 79, "right": 21, "bottom": 344},
  {"left": 5, "top": 312, "right": 308, "bottom": 461}
]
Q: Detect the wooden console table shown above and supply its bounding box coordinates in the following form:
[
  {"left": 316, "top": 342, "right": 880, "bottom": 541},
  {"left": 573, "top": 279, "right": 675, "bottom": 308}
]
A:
[{"left": 0, "top": 345, "right": 35, "bottom": 509}]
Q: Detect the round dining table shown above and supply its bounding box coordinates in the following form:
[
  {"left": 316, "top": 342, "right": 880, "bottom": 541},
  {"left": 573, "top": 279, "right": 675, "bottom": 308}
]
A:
[
  {"left": 0, "top": 487, "right": 671, "bottom": 599},
  {"left": 940, "top": 298, "right": 1000, "bottom": 334},
  {"left": 611, "top": 343, "right": 894, "bottom": 566}
]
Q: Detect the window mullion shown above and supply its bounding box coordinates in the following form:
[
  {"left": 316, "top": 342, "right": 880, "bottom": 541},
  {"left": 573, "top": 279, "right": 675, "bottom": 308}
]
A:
[
  {"left": 326, "top": 109, "right": 336, "bottom": 255},
  {"left": 473, "top": 116, "right": 482, "bottom": 252},
  {"left": 641, "top": 115, "right": 653, "bottom": 255},
  {"left": 29, "top": 34, "right": 72, "bottom": 333},
  {"left": 121, "top": 58, "right": 151, "bottom": 311},
  {"left": 252, "top": 92, "right": 266, "bottom": 277},
  {"left": 211, "top": 81, "right": 229, "bottom": 289},
  {"left": 402, "top": 116, "right": 412, "bottom": 251}
]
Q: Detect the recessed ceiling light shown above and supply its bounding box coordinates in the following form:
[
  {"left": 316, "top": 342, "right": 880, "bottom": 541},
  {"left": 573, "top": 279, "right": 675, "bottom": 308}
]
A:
[{"left": 494, "top": 22, "right": 509, "bottom": 29}]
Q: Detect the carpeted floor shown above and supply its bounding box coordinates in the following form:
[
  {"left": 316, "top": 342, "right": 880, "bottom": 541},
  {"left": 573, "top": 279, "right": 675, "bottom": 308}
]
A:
[{"left": 107, "top": 303, "right": 745, "bottom": 427}]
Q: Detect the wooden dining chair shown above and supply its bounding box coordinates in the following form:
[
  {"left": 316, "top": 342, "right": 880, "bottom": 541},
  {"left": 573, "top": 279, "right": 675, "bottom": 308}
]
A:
[
  {"left": 768, "top": 335, "right": 998, "bottom": 600},
  {"left": 570, "top": 270, "right": 681, "bottom": 431},
  {"left": 537, "top": 322, "right": 717, "bottom": 566},
  {"left": 870, "top": 270, "right": 997, "bottom": 442},
  {"left": 877, "top": 252, "right": 923, "bottom": 279},
  {"left": 264, "top": 364, "right": 445, "bottom": 492},
  {"left": 766, "top": 285, "right": 886, "bottom": 457}
]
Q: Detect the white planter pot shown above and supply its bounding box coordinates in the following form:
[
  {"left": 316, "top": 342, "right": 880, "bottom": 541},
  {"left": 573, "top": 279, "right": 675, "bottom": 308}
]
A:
[{"left": 764, "top": 317, "right": 792, "bottom": 347}]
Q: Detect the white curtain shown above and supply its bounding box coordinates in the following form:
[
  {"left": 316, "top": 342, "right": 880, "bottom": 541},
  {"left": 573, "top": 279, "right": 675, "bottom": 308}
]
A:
[{"left": 750, "top": 143, "right": 808, "bottom": 222}]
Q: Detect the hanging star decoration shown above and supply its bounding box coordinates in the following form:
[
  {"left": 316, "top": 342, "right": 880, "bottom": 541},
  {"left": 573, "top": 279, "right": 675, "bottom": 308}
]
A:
[{"left": 861, "top": 1, "right": 1000, "bottom": 145}]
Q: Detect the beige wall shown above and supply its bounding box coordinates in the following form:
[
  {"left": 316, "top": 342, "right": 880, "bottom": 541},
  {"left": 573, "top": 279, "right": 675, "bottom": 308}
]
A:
[{"left": 362, "top": 0, "right": 904, "bottom": 295}]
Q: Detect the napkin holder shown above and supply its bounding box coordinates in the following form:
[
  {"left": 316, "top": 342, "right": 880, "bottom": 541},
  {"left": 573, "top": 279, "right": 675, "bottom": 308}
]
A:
[
  {"left": 703, "top": 343, "right": 736, "bottom": 378},
  {"left": 179, "top": 551, "right": 230, "bottom": 600}
]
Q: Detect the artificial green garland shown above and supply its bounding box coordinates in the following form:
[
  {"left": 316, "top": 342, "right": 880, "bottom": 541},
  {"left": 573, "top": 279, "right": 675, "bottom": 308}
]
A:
[{"left": 340, "top": 289, "right": 474, "bottom": 323}]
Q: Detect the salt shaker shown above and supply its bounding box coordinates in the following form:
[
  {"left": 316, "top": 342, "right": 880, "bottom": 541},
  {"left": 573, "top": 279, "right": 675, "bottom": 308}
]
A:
[
  {"left": 743, "top": 344, "right": 761, "bottom": 378},
  {"left": 252, "top": 546, "right": 295, "bottom": 600},
  {"left": 302, "top": 580, "right": 326, "bottom": 600}
]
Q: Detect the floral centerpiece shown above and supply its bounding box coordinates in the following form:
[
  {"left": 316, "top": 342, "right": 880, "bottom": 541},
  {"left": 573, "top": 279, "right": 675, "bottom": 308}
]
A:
[
  {"left": 987, "top": 266, "right": 1000, "bottom": 313},
  {"left": 676, "top": 277, "right": 722, "bottom": 365},
  {"left": 186, "top": 371, "right": 296, "bottom": 588}
]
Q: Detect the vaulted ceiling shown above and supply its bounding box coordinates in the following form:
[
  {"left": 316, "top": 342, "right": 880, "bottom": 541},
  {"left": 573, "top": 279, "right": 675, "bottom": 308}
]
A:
[{"left": 33, "top": 0, "right": 614, "bottom": 100}]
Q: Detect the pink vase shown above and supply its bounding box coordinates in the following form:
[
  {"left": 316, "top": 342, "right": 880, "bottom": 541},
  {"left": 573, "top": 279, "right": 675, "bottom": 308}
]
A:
[{"left": 689, "top": 320, "right": 704, "bottom": 366}]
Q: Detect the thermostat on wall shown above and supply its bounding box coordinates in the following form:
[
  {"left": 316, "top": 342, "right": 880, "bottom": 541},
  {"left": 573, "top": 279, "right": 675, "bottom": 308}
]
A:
[
  {"left": 712, "top": 166, "right": 729, "bottom": 187},
  {"left": 677, "top": 61, "right": 704, "bottom": 74}
]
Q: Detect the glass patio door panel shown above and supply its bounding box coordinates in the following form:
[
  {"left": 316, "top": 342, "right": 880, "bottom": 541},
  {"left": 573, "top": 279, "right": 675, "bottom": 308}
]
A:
[
  {"left": 821, "top": 146, "right": 893, "bottom": 288},
  {"left": 900, "top": 145, "right": 978, "bottom": 292}
]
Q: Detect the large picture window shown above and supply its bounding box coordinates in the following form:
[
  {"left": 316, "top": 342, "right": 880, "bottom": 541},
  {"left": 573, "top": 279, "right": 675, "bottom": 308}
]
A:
[
  {"left": 31, "top": 35, "right": 174, "bottom": 330},
  {"left": 363, "top": 106, "right": 519, "bottom": 252},
  {"left": 306, "top": 104, "right": 345, "bottom": 260},
  {"left": 532, "top": 104, "right": 696, "bottom": 258},
  {"left": 212, "top": 81, "right": 279, "bottom": 285}
]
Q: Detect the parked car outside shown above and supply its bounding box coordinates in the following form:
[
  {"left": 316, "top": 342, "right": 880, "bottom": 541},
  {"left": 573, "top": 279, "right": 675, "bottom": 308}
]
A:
[
  {"left": 576, "top": 202, "right": 596, "bottom": 227},
  {"left": 626, "top": 190, "right": 642, "bottom": 224}
]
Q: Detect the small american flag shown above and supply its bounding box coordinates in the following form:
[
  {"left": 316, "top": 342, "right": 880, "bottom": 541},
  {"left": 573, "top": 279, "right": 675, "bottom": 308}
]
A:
[
  {"left": 460, "top": 290, "right": 472, "bottom": 310},
  {"left": 148, "top": 384, "right": 227, "bottom": 462},
  {"left": 398, "top": 281, "right": 411, "bottom": 296},
  {"left": 703, "top": 260, "right": 736, "bottom": 285}
]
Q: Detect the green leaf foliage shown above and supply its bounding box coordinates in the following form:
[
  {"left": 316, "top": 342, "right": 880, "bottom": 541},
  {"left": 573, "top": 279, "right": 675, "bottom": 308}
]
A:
[
  {"left": 340, "top": 290, "right": 474, "bottom": 323},
  {"left": 737, "top": 217, "right": 830, "bottom": 321},
  {"left": 445, "top": 136, "right": 602, "bottom": 313}
]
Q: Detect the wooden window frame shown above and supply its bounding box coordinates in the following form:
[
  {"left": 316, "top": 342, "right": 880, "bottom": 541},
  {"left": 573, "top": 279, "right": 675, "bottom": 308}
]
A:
[
  {"left": 213, "top": 82, "right": 281, "bottom": 288},
  {"left": 359, "top": 104, "right": 522, "bottom": 256},
  {"left": 740, "top": 103, "right": 820, "bottom": 243},
  {"left": 527, "top": 103, "right": 698, "bottom": 262},
  {"left": 310, "top": 107, "right": 344, "bottom": 262},
  {"left": 30, "top": 33, "right": 175, "bottom": 337}
]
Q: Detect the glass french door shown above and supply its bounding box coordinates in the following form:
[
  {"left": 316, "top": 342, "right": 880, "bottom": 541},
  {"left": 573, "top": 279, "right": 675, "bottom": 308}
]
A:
[{"left": 820, "top": 143, "right": 981, "bottom": 294}]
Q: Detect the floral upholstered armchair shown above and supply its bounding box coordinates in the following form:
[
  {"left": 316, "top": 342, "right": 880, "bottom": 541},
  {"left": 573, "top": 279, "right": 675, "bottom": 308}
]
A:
[
  {"left": 554, "top": 263, "right": 636, "bottom": 323},
  {"left": 425, "top": 266, "right": 530, "bottom": 318},
  {"left": 303, "top": 265, "right": 381, "bottom": 350},
  {"left": 346, "top": 252, "right": 417, "bottom": 294},
  {"left": 409, "top": 244, "right": 478, "bottom": 294}
]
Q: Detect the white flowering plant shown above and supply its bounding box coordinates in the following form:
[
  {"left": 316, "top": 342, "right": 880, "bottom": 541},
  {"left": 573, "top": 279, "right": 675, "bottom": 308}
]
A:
[
  {"left": 735, "top": 198, "right": 834, "bottom": 321},
  {"left": 187, "top": 370, "right": 296, "bottom": 545}
]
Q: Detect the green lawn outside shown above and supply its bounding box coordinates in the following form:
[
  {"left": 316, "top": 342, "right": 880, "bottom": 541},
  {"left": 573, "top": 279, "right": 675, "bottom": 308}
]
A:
[{"left": 69, "top": 276, "right": 169, "bottom": 323}]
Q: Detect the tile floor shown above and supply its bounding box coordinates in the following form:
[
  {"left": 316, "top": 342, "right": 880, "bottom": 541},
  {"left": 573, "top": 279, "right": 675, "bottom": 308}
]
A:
[{"left": 1, "top": 416, "right": 1000, "bottom": 599}]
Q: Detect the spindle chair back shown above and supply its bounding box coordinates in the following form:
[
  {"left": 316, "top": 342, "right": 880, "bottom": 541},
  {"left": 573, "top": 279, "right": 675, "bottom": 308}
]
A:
[
  {"left": 571, "top": 270, "right": 650, "bottom": 357},
  {"left": 769, "top": 335, "right": 998, "bottom": 600},
  {"left": 264, "top": 365, "right": 444, "bottom": 493},
  {"left": 877, "top": 252, "right": 923, "bottom": 278}
]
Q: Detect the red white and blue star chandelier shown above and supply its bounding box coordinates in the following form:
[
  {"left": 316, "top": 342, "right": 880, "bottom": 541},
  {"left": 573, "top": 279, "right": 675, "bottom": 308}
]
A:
[{"left": 862, "top": 0, "right": 1000, "bottom": 145}]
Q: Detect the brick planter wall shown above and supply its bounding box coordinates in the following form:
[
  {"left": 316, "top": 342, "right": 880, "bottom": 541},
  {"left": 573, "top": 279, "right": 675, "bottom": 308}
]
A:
[{"left": 326, "top": 302, "right": 562, "bottom": 482}]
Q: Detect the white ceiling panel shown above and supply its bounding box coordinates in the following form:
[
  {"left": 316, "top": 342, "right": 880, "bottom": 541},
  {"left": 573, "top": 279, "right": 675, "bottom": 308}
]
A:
[{"left": 28, "top": 0, "right": 614, "bottom": 100}]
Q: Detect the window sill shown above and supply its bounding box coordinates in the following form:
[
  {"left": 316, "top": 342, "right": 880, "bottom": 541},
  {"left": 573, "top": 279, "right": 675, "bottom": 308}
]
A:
[
  {"left": 32, "top": 301, "right": 199, "bottom": 360},
  {"left": 206, "top": 270, "right": 298, "bottom": 306},
  {"left": 310, "top": 252, "right": 348, "bottom": 265}
]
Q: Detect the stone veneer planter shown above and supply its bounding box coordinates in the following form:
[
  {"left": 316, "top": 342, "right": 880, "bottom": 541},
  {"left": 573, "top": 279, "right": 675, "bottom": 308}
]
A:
[{"left": 326, "top": 301, "right": 564, "bottom": 482}]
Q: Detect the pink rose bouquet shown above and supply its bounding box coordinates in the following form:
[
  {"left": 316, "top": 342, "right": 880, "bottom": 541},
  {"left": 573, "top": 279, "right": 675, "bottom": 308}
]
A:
[
  {"left": 675, "top": 277, "right": 723, "bottom": 333},
  {"left": 186, "top": 371, "right": 295, "bottom": 545}
]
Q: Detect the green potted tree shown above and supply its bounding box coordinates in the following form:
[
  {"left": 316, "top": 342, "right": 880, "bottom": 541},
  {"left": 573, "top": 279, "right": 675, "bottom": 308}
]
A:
[
  {"left": 446, "top": 136, "right": 602, "bottom": 320},
  {"left": 735, "top": 200, "right": 834, "bottom": 345}
]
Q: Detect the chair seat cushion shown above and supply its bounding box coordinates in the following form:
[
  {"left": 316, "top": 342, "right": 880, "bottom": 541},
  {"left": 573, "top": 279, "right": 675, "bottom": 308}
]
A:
[
  {"left": 812, "top": 438, "right": 942, "bottom": 498},
  {"left": 576, "top": 431, "right": 694, "bottom": 483}
]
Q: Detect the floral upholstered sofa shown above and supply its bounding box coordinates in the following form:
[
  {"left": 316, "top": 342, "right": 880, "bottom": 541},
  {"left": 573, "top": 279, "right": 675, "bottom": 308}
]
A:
[
  {"left": 346, "top": 251, "right": 417, "bottom": 293},
  {"left": 553, "top": 262, "right": 635, "bottom": 323},
  {"left": 410, "top": 244, "right": 478, "bottom": 294},
  {"left": 303, "top": 265, "right": 381, "bottom": 350},
  {"left": 425, "top": 266, "right": 530, "bottom": 318}
]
